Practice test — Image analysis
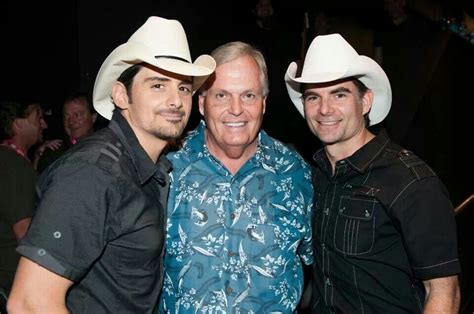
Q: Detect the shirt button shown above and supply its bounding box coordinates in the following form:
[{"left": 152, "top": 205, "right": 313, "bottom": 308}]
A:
[
  {"left": 322, "top": 244, "right": 326, "bottom": 250},
  {"left": 324, "top": 208, "right": 329, "bottom": 215},
  {"left": 230, "top": 213, "right": 236, "bottom": 219},
  {"left": 228, "top": 251, "right": 234, "bottom": 257},
  {"left": 226, "top": 286, "right": 233, "bottom": 294},
  {"left": 340, "top": 160, "right": 345, "bottom": 164}
]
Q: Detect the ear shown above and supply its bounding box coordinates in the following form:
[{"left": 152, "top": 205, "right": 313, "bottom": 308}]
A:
[
  {"left": 198, "top": 94, "right": 205, "bottom": 117},
  {"left": 262, "top": 96, "right": 267, "bottom": 114},
  {"left": 361, "top": 89, "right": 374, "bottom": 116},
  {"left": 11, "top": 119, "right": 24, "bottom": 134},
  {"left": 111, "top": 81, "right": 130, "bottom": 110}
]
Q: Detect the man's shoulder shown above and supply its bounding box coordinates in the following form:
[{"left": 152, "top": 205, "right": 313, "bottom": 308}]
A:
[
  {"left": 379, "top": 142, "right": 437, "bottom": 181},
  {"left": 48, "top": 128, "right": 128, "bottom": 176},
  {"left": 261, "top": 133, "right": 311, "bottom": 169},
  {"left": 0, "top": 146, "right": 35, "bottom": 175}
]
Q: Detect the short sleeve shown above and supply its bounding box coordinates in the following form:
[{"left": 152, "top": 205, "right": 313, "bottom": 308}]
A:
[
  {"left": 0, "top": 156, "right": 36, "bottom": 225},
  {"left": 17, "top": 160, "right": 120, "bottom": 282},
  {"left": 391, "top": 177, "right": 461, "bottom": 280}
]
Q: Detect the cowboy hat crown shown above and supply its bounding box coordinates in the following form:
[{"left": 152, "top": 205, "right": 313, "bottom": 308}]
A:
[
  {"left": 93, "top": 16, "right": 216, "bottom": 120},
  {"left": 285, "top": 33, "right": 391, "bottom": 126}
]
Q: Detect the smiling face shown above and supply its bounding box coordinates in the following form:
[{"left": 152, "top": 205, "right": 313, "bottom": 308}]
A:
[
  {"left": 113, "top": 64, "right": 193, "bottom": 155},
  {"left": 198, "top": 55, "right": 266, "bottom": 161},
  {"left": 63, "top": 98, "right": 97, "bottom": 140},
  {"left": 302, "top": 79, "right": 373, "bottom": 154}
]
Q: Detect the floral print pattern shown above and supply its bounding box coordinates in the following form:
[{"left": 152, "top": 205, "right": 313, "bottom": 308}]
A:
[{"left": 159, "top": 121, "right": 313, "bottom": 313}]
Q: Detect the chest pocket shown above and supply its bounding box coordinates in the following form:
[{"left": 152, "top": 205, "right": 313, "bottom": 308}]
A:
[{"left": 334, "top": 194, "right": 376, "bottom": 255}]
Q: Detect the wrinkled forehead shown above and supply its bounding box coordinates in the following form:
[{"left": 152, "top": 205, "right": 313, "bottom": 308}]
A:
[
  {"left": 301, "top": 77, "right": 359, "bottom": 93},
  {"left": 139, "top": 63, "right": 193, "bottom": 85},
  {"left": 63, "top": 98, "right": 91, "bottom": 112}
]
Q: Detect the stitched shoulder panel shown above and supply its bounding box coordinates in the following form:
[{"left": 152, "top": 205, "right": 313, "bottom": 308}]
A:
[
  {"left": 397, "top": 149, "right": 436, "bottom": 180},
  {"left": 58, "top": 128, "right": 126, "bottom": 175},
  {"left": 96, "top": 141, "right": 124, "bottom": 169}
]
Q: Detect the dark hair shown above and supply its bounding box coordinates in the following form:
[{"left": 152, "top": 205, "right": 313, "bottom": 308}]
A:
[
  {"left": 0, "top": 100, "right": 41, "bottom": 140},
  {"left": 116, "top": 63, "right": 144, "bottom": 103},
  {"left": 352, "top": 78, "right": 371, "bottom": 127},
  {"left": 63, "top": 92, "right": 94, "bottom": 113},
  {"left": 352, "top": 78, "right": 369, "bottom": 98}
]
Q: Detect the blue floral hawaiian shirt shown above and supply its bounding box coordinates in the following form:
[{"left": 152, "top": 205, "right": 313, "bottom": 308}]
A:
[{"left": 159, "top": 121, "right": 313, "bottom": 313}]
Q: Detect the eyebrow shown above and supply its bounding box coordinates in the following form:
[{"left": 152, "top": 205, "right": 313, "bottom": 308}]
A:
[
  {"left": 144, "top": 77, "right": 171, "bottom": 84},
  {"left": 144, "top": 76, "right": 192, "bottom": 85},
  {"left": 329, "top": 87, "right": 352, "bottom": 94}
]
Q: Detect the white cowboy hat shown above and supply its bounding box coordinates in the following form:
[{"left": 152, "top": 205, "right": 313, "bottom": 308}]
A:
[
  {"left": 285, "top": 33, "right": 391, "bottom": 126},
  {"left": 93, "top": 16, "right": 216, "bottom": 120}
]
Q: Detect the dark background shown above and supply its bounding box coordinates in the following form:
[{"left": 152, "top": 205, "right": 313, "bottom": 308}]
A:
[
  {"left": 2, "top": 0, "right": 474, "bottom": 311},
  {"left": 2, "top": 0, "right": 472, "bottom": 206}
]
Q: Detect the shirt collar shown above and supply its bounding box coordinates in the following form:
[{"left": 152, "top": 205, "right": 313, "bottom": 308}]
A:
[
  {"left": 313, "top": 129, "right": 391, "bottom": 174},
  {"left": 109, "top": 111, "right": 171, "bottom": 184},
  {"left": 178, "top": 120, "right": 275, "bottom": 172},
  {"left": 0, "top": 139, "right": 29, "bottom": 161}
]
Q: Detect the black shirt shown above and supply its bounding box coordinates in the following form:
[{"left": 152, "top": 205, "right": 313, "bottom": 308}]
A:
[
  {"left": 0, "top": 146, "right": 36, "bottom": 295},
  {"left": 310, "top": 130, "right": 461, "bottom": 313},
  {"left": 18, "top": 111, "right": 171, "bottom": 313}
]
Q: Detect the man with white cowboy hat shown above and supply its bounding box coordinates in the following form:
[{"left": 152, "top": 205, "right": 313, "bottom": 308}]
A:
[
  {"left": 8, "top": 16, "right": 215, "bottom": 313},
  {"left": 285, "top": 33, "right": 460, "bottom": 313}
]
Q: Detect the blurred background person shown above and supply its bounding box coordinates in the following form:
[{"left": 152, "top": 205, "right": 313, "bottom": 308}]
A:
[
  {"left": 36, "top": 92, "right": 97, "bottom": 173},
  {"left": 0, "top": 99, "right": 47, "bottom": 297}
]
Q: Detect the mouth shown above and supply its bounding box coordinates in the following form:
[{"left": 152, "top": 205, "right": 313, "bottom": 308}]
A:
[
  {"left": 223, "top": 121, "right": 246, "bottom": 127},
  {"left": 318, "top": 120, "right": 340, "bottom": 126},
  {"left": 160, "top": 110, "right": 185, "bottom": 122}
]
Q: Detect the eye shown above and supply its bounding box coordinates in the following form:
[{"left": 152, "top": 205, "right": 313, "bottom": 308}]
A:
[
  {"left": 334, "top": 93, "right": 347, "bottom": 99},
  {"left": 214, "top": 92, "right": 227, "bottom": 100},
  {"left": 152, "top": 83, "right": 164, "bottom": 89},
  {"left": 179, "top": 85, "right": 192, "bottom": 94},
  {"left": 303, "top": 94, "right": 319, "bottom": 103},
  {"left": 243, "top": 93, "right": 256, "bottom": 100}
]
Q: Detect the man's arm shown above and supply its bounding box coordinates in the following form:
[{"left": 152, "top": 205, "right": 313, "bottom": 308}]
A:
[
  {"left": 423, "top": 275, "right": 460, "bottom": 314},
  {"left": 12, "top": 218, "right": 31, "bottom": 240},
  {"left": 7, "top": 257, "right": 74, "bottom": 314}
]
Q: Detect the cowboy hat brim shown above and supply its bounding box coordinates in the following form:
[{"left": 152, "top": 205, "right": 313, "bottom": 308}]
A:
[
  {"left": 285, "top": 55, "right": 391, "bottom": 126},
  {"left": 93, "top": 42, "right": 216, "bottom": 120}
]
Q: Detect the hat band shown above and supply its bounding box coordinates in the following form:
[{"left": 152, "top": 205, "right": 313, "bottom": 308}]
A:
[{"left": 155, "top": 55, "right": 190, "bottom": 63}]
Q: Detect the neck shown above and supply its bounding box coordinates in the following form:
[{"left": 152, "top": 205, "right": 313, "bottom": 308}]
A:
[
  {"left": 1, "top": 137, "right": 31, "bottom": 159},
  {"left": 120, "top": 112, "right": 167, "bottom": 163},
  {"left": 325, "top": 129, "right": 375, "bottom": 173},
  {"left": 205, "top": 131, "right": 258, "bottom": 175},
  {"left": 135, "top": 132, "right": 168, "bottom": 163}
]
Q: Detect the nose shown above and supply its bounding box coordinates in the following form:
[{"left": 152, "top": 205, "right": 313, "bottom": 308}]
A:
[
  {"left": 319, "top": 98, "right": 333, "bottom": 115},
  {"left": 168, "top": 87, "right": 183, "bottom": 109},
  {"left": 228, "top": 97, "right": 243, "bottom": 115}
]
